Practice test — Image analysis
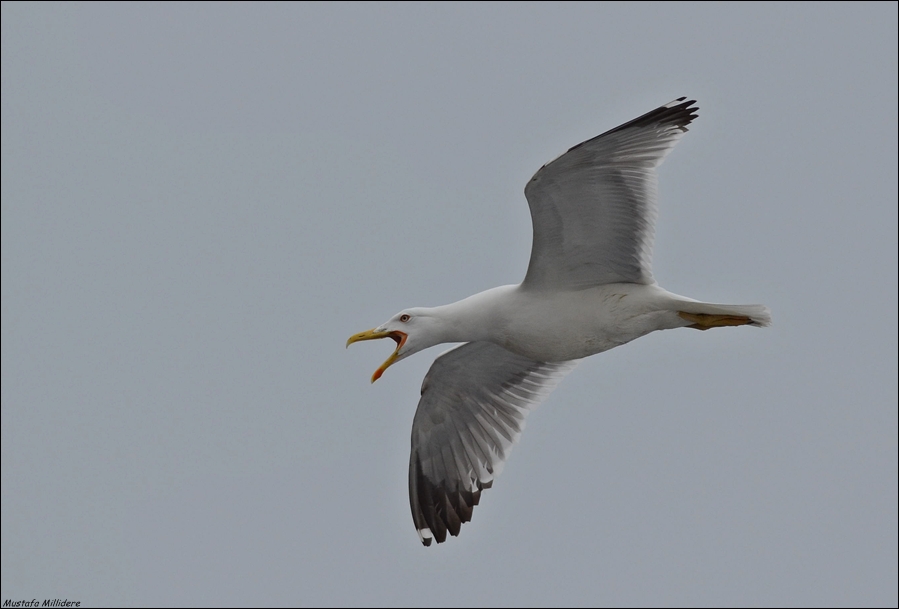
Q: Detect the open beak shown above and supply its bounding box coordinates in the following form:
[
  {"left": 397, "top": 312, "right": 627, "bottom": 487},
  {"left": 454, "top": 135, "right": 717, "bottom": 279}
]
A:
[{"left": 346, "top": 329, "right": 408, "bottom": 383}]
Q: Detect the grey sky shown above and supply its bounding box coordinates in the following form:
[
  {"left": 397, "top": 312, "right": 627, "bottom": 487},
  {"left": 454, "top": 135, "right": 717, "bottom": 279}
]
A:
[{"left": 2, "top": 2, "right": 896, "bottom": 607}]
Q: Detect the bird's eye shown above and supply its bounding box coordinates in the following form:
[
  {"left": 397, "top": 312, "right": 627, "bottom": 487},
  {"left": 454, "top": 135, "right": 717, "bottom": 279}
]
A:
[{"left": 400, "top": 314, "right": 411, "bottom": 322}]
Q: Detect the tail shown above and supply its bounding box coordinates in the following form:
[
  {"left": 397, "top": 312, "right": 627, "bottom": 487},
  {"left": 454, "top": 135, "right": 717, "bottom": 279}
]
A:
[{"left": 675, "top": 302, "right": 772, "bottom": 330}]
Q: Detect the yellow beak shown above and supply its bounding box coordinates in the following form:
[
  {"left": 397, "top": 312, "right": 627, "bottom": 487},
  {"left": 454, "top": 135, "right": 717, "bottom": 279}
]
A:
[{"left": 346, "top": 328, "right": 408, "bottom": 383}]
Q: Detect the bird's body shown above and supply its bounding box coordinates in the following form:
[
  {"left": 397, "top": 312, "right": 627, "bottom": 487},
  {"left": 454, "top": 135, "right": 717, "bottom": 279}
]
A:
[
  {"left": 413, "top": 282, "right": 762, "bottom": 362},
  {"left": 347, "top": 98, "right": 770, "bottom": 546}
]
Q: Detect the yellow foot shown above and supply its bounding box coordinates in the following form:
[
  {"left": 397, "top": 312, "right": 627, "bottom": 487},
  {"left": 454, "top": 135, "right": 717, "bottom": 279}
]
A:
[{"left": 678, "top": 312, "right": 753, "bottom": 331}]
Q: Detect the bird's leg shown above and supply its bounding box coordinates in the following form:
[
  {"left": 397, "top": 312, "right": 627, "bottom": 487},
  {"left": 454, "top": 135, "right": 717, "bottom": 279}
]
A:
[{"left": 678, "top": 312, "right": 753, "bottom": 331}]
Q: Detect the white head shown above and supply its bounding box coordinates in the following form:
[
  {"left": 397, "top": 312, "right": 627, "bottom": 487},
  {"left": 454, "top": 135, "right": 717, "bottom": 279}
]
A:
[{"left": 346, "top": 308, "right": 446, "bottom": 382}]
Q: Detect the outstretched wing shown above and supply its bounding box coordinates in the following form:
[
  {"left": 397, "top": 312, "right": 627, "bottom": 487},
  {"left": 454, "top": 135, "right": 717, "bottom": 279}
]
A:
[
  {"left": 409, "top": 341, "right": 578, "bottom": 546},
  {"left": 522, "top": 97, "right": 699, "bottom": 290}
]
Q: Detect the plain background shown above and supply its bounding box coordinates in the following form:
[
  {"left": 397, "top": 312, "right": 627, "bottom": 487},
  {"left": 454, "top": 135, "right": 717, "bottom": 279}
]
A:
[{"left": 2, "top": 3, "right": 897, "bottom": 607}]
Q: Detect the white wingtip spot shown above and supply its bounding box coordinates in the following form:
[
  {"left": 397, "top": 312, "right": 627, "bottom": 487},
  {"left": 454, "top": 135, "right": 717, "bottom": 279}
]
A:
[{"left": 418, "top": 527, "right": 433, "bottom": 543}]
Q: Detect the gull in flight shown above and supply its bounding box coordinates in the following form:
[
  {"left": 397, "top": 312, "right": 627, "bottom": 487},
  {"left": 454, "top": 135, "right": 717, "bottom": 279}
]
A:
[{"left": 347, "top": 98, "right": 770, "bottom": 546}]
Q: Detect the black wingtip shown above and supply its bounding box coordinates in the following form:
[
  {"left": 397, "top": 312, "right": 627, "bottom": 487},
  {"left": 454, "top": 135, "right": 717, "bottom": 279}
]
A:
[
  {"left": 604, "top": 96, "right": 699, "bottom": 137},
  {"left": 560, "top": 97, "right": 699, "bottom": 157},
  {"left": 410, "top": 450, "right": 488, "bottom": 546}
]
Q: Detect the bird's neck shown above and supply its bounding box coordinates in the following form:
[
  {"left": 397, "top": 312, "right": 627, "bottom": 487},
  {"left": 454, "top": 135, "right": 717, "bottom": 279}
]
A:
[{"left": 429, "top": 285, "right": 516, "bottom": 344}]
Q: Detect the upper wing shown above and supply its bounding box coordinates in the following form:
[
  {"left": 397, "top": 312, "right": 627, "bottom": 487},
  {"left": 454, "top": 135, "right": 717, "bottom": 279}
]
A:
[
  {"left": 409, "top": 341, "right": 578, "bottom": 546},
  {"left": 522, "top": 97, "right": 699, "bottom": 290}
]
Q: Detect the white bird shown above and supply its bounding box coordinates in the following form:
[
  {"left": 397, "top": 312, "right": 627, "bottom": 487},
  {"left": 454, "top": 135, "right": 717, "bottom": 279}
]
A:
[{"left": 347, "top": 98, "right": 770, "bottom": 546}]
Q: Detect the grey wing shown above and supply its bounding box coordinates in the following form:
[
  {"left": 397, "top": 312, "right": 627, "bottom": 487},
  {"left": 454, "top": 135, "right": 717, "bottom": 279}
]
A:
[
  {"left": 522, "top": 97, "right": 699, "bottom": 290},
  {"left": 409, "top": 341, "right": 578, "bottom": 546}
]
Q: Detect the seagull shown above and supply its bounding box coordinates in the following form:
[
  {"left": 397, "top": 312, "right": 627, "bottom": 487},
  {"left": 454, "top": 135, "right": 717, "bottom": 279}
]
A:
[{"left": 347, "top": 98, "right": 770, "bottom": 546}]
